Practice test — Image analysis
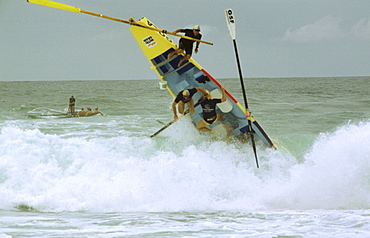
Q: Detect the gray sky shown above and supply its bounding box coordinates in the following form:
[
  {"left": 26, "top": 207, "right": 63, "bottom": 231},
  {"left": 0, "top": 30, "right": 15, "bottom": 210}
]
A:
[{"left": 1, "top": 0, "right": 370, "bottom": 81}]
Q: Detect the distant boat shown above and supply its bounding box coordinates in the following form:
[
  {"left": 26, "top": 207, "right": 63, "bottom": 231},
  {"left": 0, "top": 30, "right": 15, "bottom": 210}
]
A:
[
  {"left": 130, "top": 18, "right": 275, "bottom": 148},
  {"left": 28, "top": 111, "right": 102, "bottom": 119}
]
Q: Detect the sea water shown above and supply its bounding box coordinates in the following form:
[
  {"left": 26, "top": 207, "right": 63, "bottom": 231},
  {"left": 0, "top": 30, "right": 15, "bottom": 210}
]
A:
[{"left": 0, "top": 77, "right": 369, "bottom": 237}]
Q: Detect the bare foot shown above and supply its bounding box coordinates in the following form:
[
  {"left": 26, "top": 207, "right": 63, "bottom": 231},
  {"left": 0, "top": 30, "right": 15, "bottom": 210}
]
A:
[{"left": 167, "top": 52, "right": 174, "bottom": 59}]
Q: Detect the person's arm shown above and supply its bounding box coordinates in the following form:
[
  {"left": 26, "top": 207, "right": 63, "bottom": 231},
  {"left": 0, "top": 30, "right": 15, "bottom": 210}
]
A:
[
  {"left": 172, "top": 101, "right": 179, "bottom": 121},
  {"left": 220, "top": 86, "right": 226, "bottom": 102},
  {"left": 172, "top": 29, "right": 183, "bottom": 34},
  {"left": 195, "top": 87, "right": 207, "bottom": 96},
  {"left": 197, "top": 95, "right": 205, "bottom": 103},
  {"left": 195, "top": 42, "right": 200, "bottom": 53}
]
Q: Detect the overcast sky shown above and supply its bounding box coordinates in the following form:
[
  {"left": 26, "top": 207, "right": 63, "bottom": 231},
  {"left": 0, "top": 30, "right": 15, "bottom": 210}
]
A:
[{"left": 1, "top": 0, "right": 370, "bottom": 81}]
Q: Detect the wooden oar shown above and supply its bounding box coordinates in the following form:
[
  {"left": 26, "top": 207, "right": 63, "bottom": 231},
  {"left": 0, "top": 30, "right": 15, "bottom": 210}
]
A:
[
  {"left": 156, "top": 120, "right": 167, "bottom": 125},
  {"left": 150, "top": 100, "right": 203, "bottom": 138},
  {"left": 225, "top": 9, "right": 259, "bottom": 168},
  {"left": 26, "top": 0, "right": 213, "bottom": 45},
  {"left": 150, "top": 120, "right": 176, "bottom": 138}
]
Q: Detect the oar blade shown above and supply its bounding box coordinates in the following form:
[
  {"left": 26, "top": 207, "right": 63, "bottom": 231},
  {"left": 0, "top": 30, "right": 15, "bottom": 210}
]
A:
[
  {"left": 225, "top": 8, "right": 236, "bottom": 40},
  {"left": 27, "top": 0, "right": 81, "bottom": 13}
]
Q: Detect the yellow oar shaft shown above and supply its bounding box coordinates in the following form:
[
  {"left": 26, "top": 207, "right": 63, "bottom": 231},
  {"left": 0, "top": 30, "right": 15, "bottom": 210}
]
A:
[
  {"left": 82, "top": 12, "right": 213, "bottom": 45},
  {"left": 80, "top": 10, "right": 131, "bottom": 24},
  {"left": 128, "top": 18, "right": 213, "bottom": 45},
  {"left": 27, "top": 0, "right": 213, "bottom": 46}
]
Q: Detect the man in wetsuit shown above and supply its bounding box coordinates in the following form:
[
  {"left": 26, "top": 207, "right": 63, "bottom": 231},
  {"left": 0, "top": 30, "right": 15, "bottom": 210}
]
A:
[
  {"left": 69, "top": 96, "right": 75, "bottom": 114},
  {"left": 196, "top": 86, "right": 227, "bottom": 136},
  {"left": 167, "top": 25, "right": 202, "bottom": 67},
  {"left": 172, "top": 87, "right": 207, "bottom": 122}
]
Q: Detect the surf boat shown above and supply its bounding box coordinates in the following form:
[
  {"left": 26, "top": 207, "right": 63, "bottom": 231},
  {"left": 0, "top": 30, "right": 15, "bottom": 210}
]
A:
[
  {"left": 25, "top": 0, "right": 274, "bottom": 149},
  {"left": 130, "top": 18, "right": 275, "bottom": 148},
  {"left": 28, "top": 113, "right": 101, "bottom": 119},
  {"left": 27, "top": 110, "right": 102, "bottom": 119}
]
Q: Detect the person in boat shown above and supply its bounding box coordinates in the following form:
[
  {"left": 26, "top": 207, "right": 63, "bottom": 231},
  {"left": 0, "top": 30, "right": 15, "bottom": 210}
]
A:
[
  {"left": 85, "top": 107, "right": 93, "bottom": 116},
  {"left": 172, "top": 87, "right": 207, "bottom": 122},
  {"left": 78, "top": 108, "right": 86, "bottom": 117},
  {"left": 167, "top": 25, "right": 202, "bottom": 67},
  {"left": 68, "top": 96, "right": 75, "bottom": 114},
  {"left": 196, "top": 86, "right": 227, "bottom": 136}
]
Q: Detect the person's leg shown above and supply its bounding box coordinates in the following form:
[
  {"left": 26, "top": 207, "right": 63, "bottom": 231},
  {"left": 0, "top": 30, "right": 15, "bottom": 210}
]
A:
[
  {"left": 168, "top": 48, "right": 183, "bottom": 59},
  {"left": 168, "top": 40, "right": 184, "bottom": 59},
  {"left": 187, "top": 98, "right": 195, "bottom": 114},
  {"left": 214, "top": 113, "right": 230, "bottom": 138},
  {"left": 178, "top": 54, "right": 190, "bottom": 67},
  {"left": 224, "top": 124, "right": 231, "bottom": 139},
  {"left": 196, "top": 119, "right": 217, "bottom": 136},
  {"left": 178, "top": 101, "right": 185, "bottom": 114}
]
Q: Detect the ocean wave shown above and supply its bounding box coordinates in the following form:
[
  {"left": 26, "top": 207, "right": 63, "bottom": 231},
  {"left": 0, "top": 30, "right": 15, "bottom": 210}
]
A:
[{"left": 0, "top": 121, "right": 369, "bottom": 212}]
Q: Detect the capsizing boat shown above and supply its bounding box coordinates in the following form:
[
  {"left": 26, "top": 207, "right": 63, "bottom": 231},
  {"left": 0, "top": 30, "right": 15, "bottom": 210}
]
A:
[
  {"left": 26, "top": 0, "right": 275, "bottom": 150},
  {"left": 129, "top": 17, "right": 275, "bottom": 148}
]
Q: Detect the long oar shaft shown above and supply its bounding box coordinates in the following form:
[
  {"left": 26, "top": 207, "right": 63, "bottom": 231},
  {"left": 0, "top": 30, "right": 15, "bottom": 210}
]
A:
[
  {"left": 81, "top": 10, "right": 131, "bottom": 24},
  {"left": 150, "top": 121, "right": 174, "bottom": 138},
  {"left": 232, "top": 39, "right": 259, "bottom": 169},
  {"left": 225, "top": 8, "right": 259, "bottom": 168},
  {"left": 232, "top": 40, "right": 249, "bottom": 110},
  {"left": 27, "top": 0, "right": 213, "bottom": 45},
  {"left": 150, "top": 100, "right": 203, "bottom": 138}
]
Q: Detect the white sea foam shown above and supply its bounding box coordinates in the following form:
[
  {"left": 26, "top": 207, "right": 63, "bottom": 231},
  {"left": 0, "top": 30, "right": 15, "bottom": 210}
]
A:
[{"left": 0, "top": 120, "right": 369, "bottom": 212}]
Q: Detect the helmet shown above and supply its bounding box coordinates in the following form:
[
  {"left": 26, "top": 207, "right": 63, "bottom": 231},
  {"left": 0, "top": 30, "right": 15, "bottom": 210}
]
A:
[{"left": 182, "top": 90, "right": 190, "bottom": 97}]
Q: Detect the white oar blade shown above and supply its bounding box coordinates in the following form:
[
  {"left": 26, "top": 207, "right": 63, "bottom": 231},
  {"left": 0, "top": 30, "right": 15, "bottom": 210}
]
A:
[{"left": 225, "top": 8, "right": 236, "bottom": 40}]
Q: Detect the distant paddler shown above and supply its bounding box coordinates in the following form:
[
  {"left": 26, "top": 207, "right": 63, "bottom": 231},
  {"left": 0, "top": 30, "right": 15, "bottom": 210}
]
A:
[
  {"left": 78, "top": 108, "right": 86, "bottom": 117},
  {"left": 93, "top": 107, "right": 103, "bottom": 115},
  {"left": 68, "top": 96, "right": 75, "bottom": 114},
  {"left": 85, "top": 107, "right": 93, "bottom": 116},
  {"left": 172, "top": 87, "right": 208, "bottom": 122},
  {"left": 167, "top": 26, "right": 202, "bottom": 67}
]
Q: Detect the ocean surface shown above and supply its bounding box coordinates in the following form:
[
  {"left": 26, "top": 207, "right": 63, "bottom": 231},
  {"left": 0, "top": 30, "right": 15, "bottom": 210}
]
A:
[{"left": 0, "top": 77, "right": 369, "bottom": 237}]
